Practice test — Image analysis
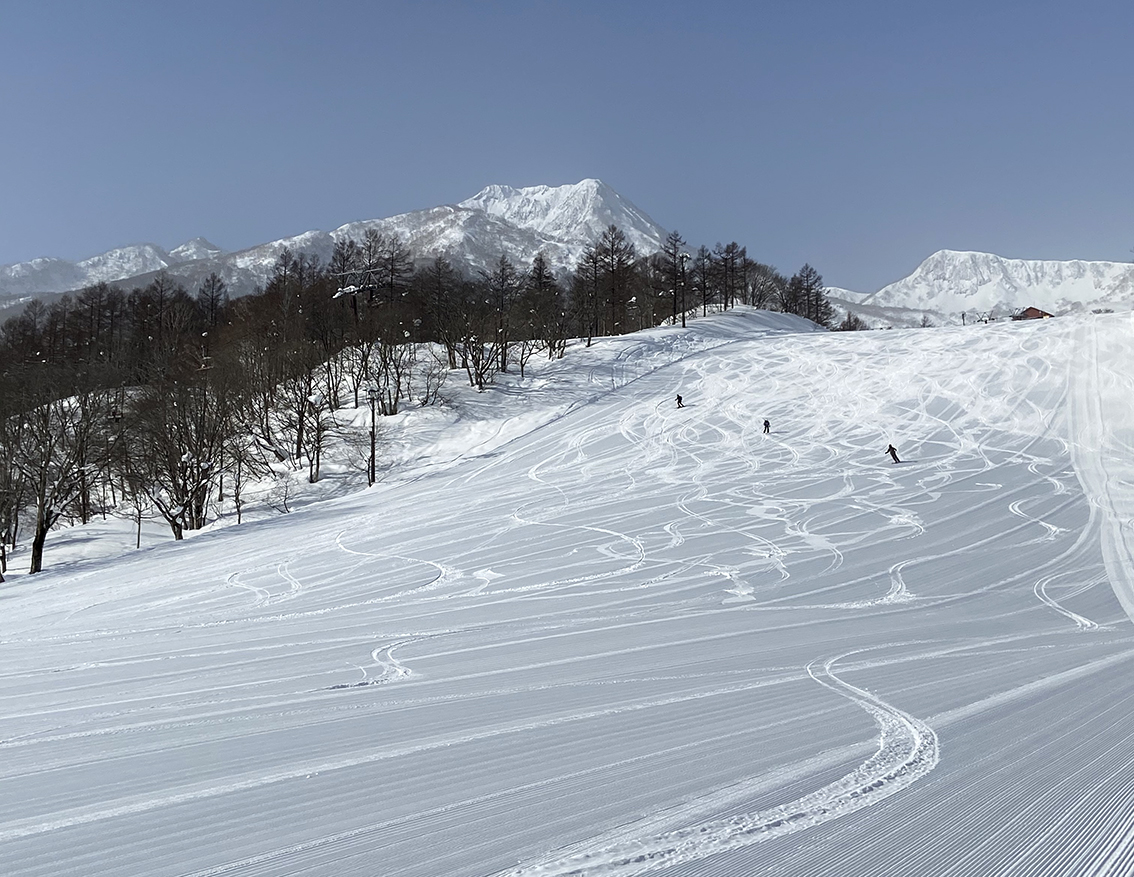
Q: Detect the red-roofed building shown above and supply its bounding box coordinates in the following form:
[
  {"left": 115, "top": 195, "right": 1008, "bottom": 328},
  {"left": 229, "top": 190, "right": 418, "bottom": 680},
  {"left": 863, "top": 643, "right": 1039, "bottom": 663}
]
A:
[{"left": 1012, "top": 306, "right": 1055, "bottom": 321}]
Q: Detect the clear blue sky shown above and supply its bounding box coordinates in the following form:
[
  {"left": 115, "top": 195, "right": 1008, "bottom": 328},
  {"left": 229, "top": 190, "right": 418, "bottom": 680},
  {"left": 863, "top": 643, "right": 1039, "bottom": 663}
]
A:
[{"left": 1, "top": 0, "right": 1130, "bottom": 292}]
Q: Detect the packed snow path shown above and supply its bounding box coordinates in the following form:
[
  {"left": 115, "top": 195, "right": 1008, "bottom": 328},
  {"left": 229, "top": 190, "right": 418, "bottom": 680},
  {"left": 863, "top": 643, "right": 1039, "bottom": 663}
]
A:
[{"left": 3, "top": 310, "right": 1134, "bottom": 876}]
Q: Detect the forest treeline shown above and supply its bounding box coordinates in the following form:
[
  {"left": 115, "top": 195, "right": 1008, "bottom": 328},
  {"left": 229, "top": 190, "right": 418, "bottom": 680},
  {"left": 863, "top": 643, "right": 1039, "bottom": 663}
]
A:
[{"left": 0, "top": 224, "right": 838, "bottom": 575}]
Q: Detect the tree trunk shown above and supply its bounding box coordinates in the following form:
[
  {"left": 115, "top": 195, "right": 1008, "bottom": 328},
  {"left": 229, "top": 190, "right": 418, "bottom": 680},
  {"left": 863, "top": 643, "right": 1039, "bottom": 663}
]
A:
[
  {"left": 29, "top": 521, "right": 48, "bottom": 574},
  {"left": 235, "top": 457, "right": 243, "bottom": 525},
  {"left": 28, "top": 496, "right": 59, "bottom": 574}
]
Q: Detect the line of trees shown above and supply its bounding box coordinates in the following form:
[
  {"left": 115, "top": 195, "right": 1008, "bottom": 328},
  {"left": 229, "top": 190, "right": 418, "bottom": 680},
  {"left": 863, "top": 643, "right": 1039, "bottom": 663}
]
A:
[{"left": 0, "top": 224, "right": 834, "bottom": 575}]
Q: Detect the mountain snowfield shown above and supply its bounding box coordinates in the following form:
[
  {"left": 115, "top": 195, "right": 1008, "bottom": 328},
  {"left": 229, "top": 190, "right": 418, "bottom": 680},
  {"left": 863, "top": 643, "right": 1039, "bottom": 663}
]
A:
[
  {"left": 456, "top": 181, "right": 665, "bottom": 260},
  {"left": 4, "top": 307, "right": 1134, "bottom": 876}
]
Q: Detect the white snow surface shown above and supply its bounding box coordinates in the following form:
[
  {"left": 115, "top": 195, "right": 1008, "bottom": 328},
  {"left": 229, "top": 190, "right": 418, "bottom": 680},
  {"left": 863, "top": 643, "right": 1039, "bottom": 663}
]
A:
[
  {"left": 4, "top": 308, "right": 1134, "bottom": 877},
  {"left": 864, "top": 249, "right": 1134, "bottom": 315}
]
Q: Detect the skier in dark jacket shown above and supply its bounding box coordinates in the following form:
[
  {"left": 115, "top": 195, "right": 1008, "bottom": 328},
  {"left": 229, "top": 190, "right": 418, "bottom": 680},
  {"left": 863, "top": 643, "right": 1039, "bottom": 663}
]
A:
[
  {"left": 676, "top": 394, "right": 685, "bottom": 408},
  {"left": 763, "top": 419, "right": 770, "bottom": 434},
  {"left": 886, "top": 443, "right": 900, "bottom": 463}
]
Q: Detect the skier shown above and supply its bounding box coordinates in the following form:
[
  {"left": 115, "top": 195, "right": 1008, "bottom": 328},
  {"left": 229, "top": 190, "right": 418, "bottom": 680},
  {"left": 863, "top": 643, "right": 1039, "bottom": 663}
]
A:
[
  {"left": 886, "top": 443, "right": 900, "bottom": 464},
  {"left": 763, "top": 419, "right": 770, "bottom": 434},
  {"left": 676, "top": 394, "right": 685, "bottom": 409}
]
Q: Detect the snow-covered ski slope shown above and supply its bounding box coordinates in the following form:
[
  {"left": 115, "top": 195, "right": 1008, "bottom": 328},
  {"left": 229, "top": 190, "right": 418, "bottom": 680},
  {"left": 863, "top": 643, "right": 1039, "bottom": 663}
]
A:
[{"left": 4, "top": 308, "right": 1134, "bottom": 877}]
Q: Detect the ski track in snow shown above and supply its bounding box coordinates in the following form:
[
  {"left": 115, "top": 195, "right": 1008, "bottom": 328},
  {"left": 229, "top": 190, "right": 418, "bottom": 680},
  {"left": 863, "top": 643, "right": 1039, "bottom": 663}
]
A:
[
  {"left": 4, "top": 310, "right": 1134, "bottom": 877},
  {"left": 497, "top": 649, "right": 939, "bottom": 877}
]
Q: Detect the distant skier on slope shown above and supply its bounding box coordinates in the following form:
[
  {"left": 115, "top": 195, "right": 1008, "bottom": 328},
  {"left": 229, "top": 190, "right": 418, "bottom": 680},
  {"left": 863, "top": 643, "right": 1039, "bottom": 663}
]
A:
[
  {"left": 676, "top": 394, "right": 685, "bottom": 408},
  {"left": 763, "top": 419, "right": 770, "bottom": 434},
  {"left": 886, "top": 443, "right": 900, "bottom": 464}
]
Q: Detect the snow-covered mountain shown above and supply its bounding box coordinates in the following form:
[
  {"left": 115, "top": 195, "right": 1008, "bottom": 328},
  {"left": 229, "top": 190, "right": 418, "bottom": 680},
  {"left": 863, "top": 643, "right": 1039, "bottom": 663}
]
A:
[
  {"left": 0, "top": 181, "right": 667, "bottom": 306},
  {"left": 456, "top": 179, "right": 665, "bottom": 261},
  {"left": 0, "top": 239, "right": 226, "bottom": 306},
  {"left": 862, "top": 249, "right": 1134, "bottom": 316},
  {"left": 168, "top": 237, "right": 224, "bottom": 262}
]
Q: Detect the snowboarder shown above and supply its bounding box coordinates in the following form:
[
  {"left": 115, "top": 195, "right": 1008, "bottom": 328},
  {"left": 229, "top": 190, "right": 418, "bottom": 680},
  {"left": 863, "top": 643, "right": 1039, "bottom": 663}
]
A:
[
  {"left": 676, "top": 394, "right": 685, "bottom": 408},
  {"left": 886, "top": 443, "right": 900, "bottom": 464},
  {"left": 763, "top": 419, "right": 770, "bottom": 434}
]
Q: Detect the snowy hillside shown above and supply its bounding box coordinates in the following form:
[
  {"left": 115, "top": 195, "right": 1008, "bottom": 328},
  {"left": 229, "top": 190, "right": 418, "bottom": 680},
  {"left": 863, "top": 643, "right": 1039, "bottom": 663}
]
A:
[
  {"left": 863, "top": 249, "right": 1134, "bottom": 315},
  {"left": 0, "top": 180, "right": 666, "bottom": 305},
  {"left": 825, "top": 287, "right": 941, "bottom": 329},
  {"left": 4, "top": 308, "right": 1134, "bottom": 876}
]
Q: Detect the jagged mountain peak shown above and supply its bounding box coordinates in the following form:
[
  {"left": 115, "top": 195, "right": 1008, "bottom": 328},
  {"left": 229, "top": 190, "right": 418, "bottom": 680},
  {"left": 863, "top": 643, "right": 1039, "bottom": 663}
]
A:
[
  {"left": 457, "top": 179, "right": 666, "bottom": 257},
  {"left": 460, "top": 178, "right": 610, "bottom": 217}
]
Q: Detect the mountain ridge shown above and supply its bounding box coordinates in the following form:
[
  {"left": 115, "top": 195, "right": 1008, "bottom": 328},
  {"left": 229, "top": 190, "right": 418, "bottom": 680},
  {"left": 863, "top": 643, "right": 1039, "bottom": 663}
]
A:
[
  {"left": 5, "top": 190, "right": 1132, "bottom": 318},
  {"left": 0, "top": 180, "right": 668, "bottom": 306}
]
